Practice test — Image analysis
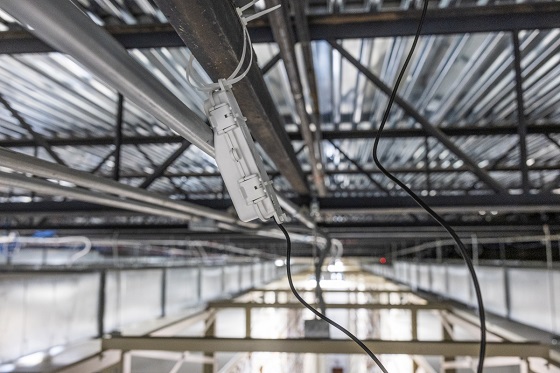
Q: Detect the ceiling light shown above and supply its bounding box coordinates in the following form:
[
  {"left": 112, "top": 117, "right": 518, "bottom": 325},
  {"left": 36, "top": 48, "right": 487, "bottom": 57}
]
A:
[{"left": 17, "top": 352, "right": 45, "bottom": 367}]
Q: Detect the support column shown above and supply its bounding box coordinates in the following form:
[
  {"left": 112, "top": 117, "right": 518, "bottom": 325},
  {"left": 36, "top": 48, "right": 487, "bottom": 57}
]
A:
[
  {"left": 443, "top": 320, "right": 456, "bottom": 373},
  {"left": 197, "top": 266, "right": 203, "bottom": 302},
  {"left": 512, "top": 31, "right": 530, "bottom": 194},
  {"left": 161, "top": 268, "right": 167, "bottom": 318},
  {"left": 245, "top": 307, "right": 252, "bottom": 339},
  {"left": 471, "top": 234, "right": 479, "bottom": 266},
  {"left": 98, "top": 270, "right": 107, "bottom": 337},
  {"left": 411, "top": 309, "right": 418, "bottom": 341},
  {"left": 120, "top": 351, "right": 132, "bottom": 373},
  {"left": 113, "top": 93, "right": 124, "bottom": 182},
  {"left": 204, "top": 313, "right": 216, "bottom": 373}
]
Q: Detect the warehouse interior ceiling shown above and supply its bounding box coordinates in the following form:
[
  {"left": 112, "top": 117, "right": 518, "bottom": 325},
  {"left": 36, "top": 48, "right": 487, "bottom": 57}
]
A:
[
  {"left": 0, "top": 0, "right": 559, "bottom": 257},
  {"left": 1, "top": 1, "right": 560, "bottom": 372}
]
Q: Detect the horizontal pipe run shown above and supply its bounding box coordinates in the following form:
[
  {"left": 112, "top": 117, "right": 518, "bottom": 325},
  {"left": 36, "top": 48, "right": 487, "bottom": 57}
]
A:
[
  {"left": 1, "top": 0, "right": 214, "bottom": 156},
  {"left": 396, "top": 233, "right": 560, "bottom": 257},
  {"left": 0, "top": 147, "right": 241, "bottom": 226},
  {"left": 0, "top": 171, "right": 197, "bottom": 222}
]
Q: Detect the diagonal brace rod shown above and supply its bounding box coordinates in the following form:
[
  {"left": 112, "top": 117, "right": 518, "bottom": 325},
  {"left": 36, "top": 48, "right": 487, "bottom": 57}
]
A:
[
  {"left": 90, "top": 148, "right": 116, "bottom": 174},
  {"left": 260, "top": 53, "right": 281, "bottom": 75},
  {"left": 329, "top": 41, "right": 507, "bottom": 194},
  {"left": 140, "top": 140, "right": 191, "bottom": 189},
  {"left": 328, "top": 140, "right": 390, "bottom": 194},
  {"left": 0, "top": 94, "right": 66, "bottom": 166}
]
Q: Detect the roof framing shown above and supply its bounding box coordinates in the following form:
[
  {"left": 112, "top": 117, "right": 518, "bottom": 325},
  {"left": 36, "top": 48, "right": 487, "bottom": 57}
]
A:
[
  {"left": 1, "top": 124, "right": 559, "bottom": 148},
  {"left": 0, "top": 3, "right": 558, "bottom": 54},
  {"left": 6, "top": 194, "right": 560, "bottom": 216}
]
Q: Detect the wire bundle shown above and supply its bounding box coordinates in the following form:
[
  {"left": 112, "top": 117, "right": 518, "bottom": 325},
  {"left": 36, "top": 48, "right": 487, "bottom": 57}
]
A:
[{"left": 279, "top": 0, "right": 488, "bottom": 372}]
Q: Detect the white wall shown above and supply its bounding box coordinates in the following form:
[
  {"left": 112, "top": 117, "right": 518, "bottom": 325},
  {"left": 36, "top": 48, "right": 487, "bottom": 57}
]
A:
[
  {"left": 0, "top": 261, "right": 286, "bottom": 364},
  {"left": 368, "top": 262, "right": 560, "bottom": 335},
  {"left": 0, "top": 272, "right": 99, "bottom": 363}
]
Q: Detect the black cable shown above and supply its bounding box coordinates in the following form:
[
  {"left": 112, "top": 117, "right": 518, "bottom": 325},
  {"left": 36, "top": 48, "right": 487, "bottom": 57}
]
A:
[
  {"left": 276, "top": 222, "right": 390, "bottom": 373},
  {"left": 371, "top": 1, "right": 487, "bottom": 372}
]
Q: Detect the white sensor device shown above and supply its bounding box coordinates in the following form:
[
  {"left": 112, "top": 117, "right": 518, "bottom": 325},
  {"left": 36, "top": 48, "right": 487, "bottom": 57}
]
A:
[{"left": 205, "top": 83, "right": 285, "bottom": 223}]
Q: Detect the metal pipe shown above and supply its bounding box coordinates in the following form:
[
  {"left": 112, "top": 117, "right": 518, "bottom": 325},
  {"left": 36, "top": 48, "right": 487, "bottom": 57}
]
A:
[
  {"left": 265, "top": 0, "right": 326, "bottom": 196},
  {"left": 216, "top": 222, "right": 327, "bottom": 248},
  {"left": 0, "top": 145, "right": 319, "bottom": 231},
  {"left": 1, "top": 0, "right": 214, "bottom": 155},
  {"left": 395, "top": 233, "right": 560, "bottom": 257},
  {"left": 0, "top": 171, "right": 197, "bottom": 222},
  {"left": 276, "top": 196, "right": 316, "bottom": 230},
  {"left": 0, "top": 147, "right": 242, "bottom": 225}
]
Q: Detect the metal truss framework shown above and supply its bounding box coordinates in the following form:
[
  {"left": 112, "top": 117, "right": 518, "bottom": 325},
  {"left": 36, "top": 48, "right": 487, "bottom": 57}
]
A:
[
  {"left": 102, "top": 337, "right": 551, "bottom": 357},
  {"left": 0, "top": 1, "right": 559, "bottom": 234},
  {"left": 92, "top": 276, "right": 560, "bottom": 373},
  {"left": 4, "top": 193, "right": 560, "bottom": 216},
  {"left": 151, "top": 0, "right": 310, "bottom": 195},
  {"left": 0, "top": 3, "right": 559, "bottom": 53}
]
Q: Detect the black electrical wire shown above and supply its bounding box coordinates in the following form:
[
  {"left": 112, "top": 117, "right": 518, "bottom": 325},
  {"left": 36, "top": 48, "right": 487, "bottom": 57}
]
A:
[
  {"left": 276, "top": 222, "right": 390, "bottom": 373},
  {"left": 371, "top": 0, "right": 487, "bottom": 371}
]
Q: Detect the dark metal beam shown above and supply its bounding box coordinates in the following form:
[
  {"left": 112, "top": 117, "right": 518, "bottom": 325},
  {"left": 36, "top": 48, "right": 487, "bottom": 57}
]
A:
[
  {"left": 1, "top": 124, "right": 559, "bottom": 148},
  {"left": 260, "top": 53, "right": 281, "bottom": 75},
  {"left": 316, "top": 194, "right": 560, "bottom": 215},
  {"left": 6, "top": 215, "right": 558, "bottom": 232},
  {"left": 139, "top": 140, "right": 191, "bottom": 189},
  {"left": 9, "top": 194, "right": 559, "bottom": 216},
  {"left": 265, "top": 0, "right": 326, "bottom": 196},
  {"left": 467, "top": 141, "right": 520, "bottom": 191},
  {"left": 85, "top": 163, "right": 560, "bottom": 179},
  {"left": 152, "top": 0, "right": 309, "bottom": 195},
  {"left": 545, "top": 134, "right": 560, "bottom": 152},
  {"left": 133, "top": 143, "right": 186, "bottom": 195},
  {"left": 0, "top": 93, "right": 66, "bottom": 166},
  {"left": 291, "top": 0, "right": 328, "bottom": 197},
  {"left": 90, "top": 149, "right": 116, "bottom": 174},
  {"left": 112, "top": 94, "right": 124, "bottom": 181},
  {"left": 512, "top": 32, "right": 530, "bottom": 194},
  {"left": 305, "top": 2, "right": 560, "bottom": 40},
  {"left": 328, "top": 140, "right": 390, "bottom": 194},
  {"left": 330, "top": 41, "right": 507, "bottom": 194},
  {"left": 0, "top": 3, "right": 559, "bottom": 53}
]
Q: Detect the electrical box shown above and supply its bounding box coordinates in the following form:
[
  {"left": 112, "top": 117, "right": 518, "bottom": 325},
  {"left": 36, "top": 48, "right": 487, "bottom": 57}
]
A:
[
  {"left": 206, "top": 87, "right": 285, "bottom": 223},
  {"left": 304, "top": 319, "right": 330, "bottom": 339}
]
